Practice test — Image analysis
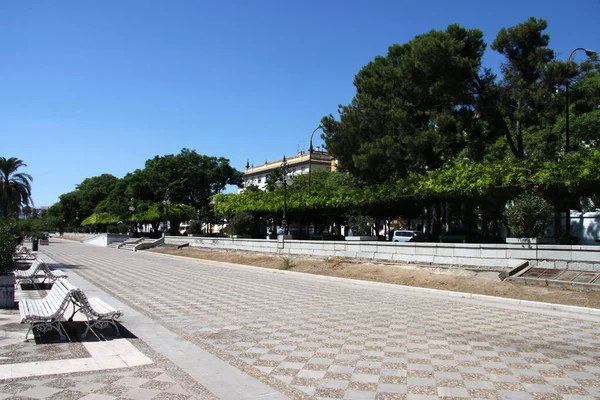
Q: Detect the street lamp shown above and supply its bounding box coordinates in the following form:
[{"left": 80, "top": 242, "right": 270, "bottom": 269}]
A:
[
  {"left": 128, "top": 198, "right": 135, "bottom": 236},
  {"left": 162, "top": 190, "right": 171, "bottom": 237},
  {"left": 280, "top": 156, "right": 290, "bottom": 235},
  {"left": 95, "top": 209, "right": 99, "bottom": 234},
  {"left": 565, "top": 48, "right": 597, "bottom": 153},
  {"left": 308, "top": 125, "right": 324, "bottom": 192}
]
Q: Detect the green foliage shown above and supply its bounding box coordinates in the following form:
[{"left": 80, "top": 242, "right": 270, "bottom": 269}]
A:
[
  {"left": 188, "top": 220, "right": 203, "bottom": 234},
  {"left": 505, "top": 189, "right": 553, "bottom": 238},
  {"left": 76, "top": 174, "right": 119, "bottom": 218},
  {"left": 280, "top": 256, "right": 295, "bottom": 270},
  {"left": 213, "top": 148, "right": 600, "bottom": 229},
  {"left": 132, "top": 148, "right": 241, "bottom": 210},
  {"left": 0, "top": 157, "right": 33, "bottom": 219},
  {"left": 17, "top": 218, "right": 48, "bottom": 240},
  {"left": 223, "top": 212, "right": 255, "bottom": 236},
  {"left": 346, "top": 215, "right": 373, "bottom": 236},
  {"left": 321, "top": 24, "right": 487, "bottom": 182},
  {"left": 0, "top": 219, "right": 20, "bottom": 273},
  {"left": 323, "top": 17, "right": 599, "bottom": 180},
  {"left": 46, "top": 148, "right": 241, "bottom": 232}
]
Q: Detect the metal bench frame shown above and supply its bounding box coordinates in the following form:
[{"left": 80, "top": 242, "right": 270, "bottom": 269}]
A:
[
  {"left": 14, "top": 259, "right": 67, "bottom": 285},
  {"left": 19, "top": 279, "right": 75, "bottom": 341},
  {"left": 14, "top": 246, "right": 36, "bottom": 261},
  {"left": 62, "top": 280, "right": 123, "bottom": 338}
]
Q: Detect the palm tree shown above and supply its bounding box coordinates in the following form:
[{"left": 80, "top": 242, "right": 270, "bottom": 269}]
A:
[{"left": 0, "top": 157, "right": 33, "bottom": 219}]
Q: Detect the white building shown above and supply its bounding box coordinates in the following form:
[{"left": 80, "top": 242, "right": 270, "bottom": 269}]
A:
[{"left": 239, "top": 150, "right": 336, "bottom": 192}]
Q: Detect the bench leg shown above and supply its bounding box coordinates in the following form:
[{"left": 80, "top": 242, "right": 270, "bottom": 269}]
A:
[
  {"left": 24, "top": 326, "right": 32, "bottom": 342},
  {"left": 27, "top": 322, "right": 67, "bottom": 342},
  {"left": 82, "top": 318, "right": 120, "bottom": 338}
]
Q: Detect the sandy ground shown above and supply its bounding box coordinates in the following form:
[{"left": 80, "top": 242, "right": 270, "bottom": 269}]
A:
[{"left": 149, "top": 246, "right": 600, "bottom": 309}]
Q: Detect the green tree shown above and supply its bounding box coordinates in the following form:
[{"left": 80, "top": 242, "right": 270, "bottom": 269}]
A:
[
  {"left": 321, "top": 24, "right": 488, "bottom": 183},
  {"left": 0, "top": 157, "right": 33, "bottom": 219},
  {"left": 486, "top": 17, "right": 564, "bottom": 160},
  {"left": 131, "top": 148, "right": 242, "bottom": 230},
  {"left": 566, "top": 67, "right": 600, "bottom": 150},
  {"left": 75, "top": 174, "right": 119, "bottom": 219}
]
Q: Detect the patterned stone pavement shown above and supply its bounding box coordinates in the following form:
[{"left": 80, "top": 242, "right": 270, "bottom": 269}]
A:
[
  {"left": 26, "top": 239, "right": 600, "bottom": 399},
  {"left": 0, "top": 303, "right": 217, "bottom": 400}
]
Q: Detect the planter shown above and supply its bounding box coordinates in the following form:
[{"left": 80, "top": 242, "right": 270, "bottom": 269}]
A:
[
  {"left": 345, "top": 236, "right": 378, "bottom": 241},
  {"left": 506, "top": 237, "right": 556, "bottom": 245},
  {"left": 0, "top": 274, "right": 15, "bottom": 309}
]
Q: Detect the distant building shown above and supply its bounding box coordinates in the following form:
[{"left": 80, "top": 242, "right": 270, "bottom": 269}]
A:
[
  {"left": 240, "top": 150, "right": 336, "bottom": 192},
  {"left": 18, "top": 206, "right": 48, "bottom": 219}
]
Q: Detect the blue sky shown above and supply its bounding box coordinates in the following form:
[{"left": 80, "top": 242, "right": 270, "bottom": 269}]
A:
[{"left": 2, "top": 0, "right": 599, "bottom": 207}]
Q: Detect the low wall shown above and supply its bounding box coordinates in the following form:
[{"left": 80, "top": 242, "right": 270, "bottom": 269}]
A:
[
  {"left": 163, "top": 237, "right": 600, "bottom": 271},
  {"left": 81, "top": 233, "right": 130, "bottom": 247}
]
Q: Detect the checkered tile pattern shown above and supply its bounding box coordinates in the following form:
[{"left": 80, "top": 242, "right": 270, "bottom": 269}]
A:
[
  {"left": 42, "top": 241, "right": 600, "bottom": 399},
  {"left": 0, "top": 338, "right": 89, "bottom": 365},
  {"left": 0, "top": 365, "right": 195, "bottom": 399}
]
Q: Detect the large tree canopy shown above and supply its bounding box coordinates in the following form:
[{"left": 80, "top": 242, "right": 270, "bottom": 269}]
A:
[
  {"left": 45, "top": 148, "right": 242, "bottom": 232},
  {"left": 129, "top": 148, "right": 242, "bottom": 212},
  {"left": 321, "top": 24, "right": 488, "bottom": 183},
  {"left": 322, "top": 17, "right": 599, "bottom": 184}
]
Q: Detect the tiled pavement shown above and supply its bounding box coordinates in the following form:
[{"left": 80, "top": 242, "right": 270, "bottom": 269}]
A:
[{"left": 6, "top": 239, "right": 600, "bottom": 399}]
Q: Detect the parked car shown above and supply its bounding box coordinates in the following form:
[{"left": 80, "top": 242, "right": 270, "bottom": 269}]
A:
[{"left": 392, "top": 230, "right": 423, "bottom": 242}]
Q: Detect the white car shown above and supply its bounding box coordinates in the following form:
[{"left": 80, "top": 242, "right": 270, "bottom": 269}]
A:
[{"left": 392, "top": 230, "right": 423, "bottom": 242}]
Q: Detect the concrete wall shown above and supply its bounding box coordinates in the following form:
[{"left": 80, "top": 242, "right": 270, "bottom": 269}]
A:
[
  {"left": 163, "top": 236, "right": 600, "bottom": 271},
  {"left": 82, "top": 233, "right": 130, "bottom": 247}
]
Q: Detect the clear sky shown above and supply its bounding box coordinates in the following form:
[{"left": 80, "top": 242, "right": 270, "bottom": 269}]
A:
[{"left": 2, "top": 0, "right": 599, "bottom": 207}]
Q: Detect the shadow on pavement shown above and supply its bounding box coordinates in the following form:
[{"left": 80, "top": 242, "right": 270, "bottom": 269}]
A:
[{"left": 32, "top": 321, "right": 136, "bottom": 344}]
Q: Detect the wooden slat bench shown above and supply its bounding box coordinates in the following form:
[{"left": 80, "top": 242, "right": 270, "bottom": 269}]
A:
[
  {"left": 61, "top": 280, "right": 123, "bottom": 338},
  {"left": 19, "top": 279, "right": 75, "bottom": 341},
  {"left": 14, "top": 259, "right": 44, "bottom": 284},
  {"left": 13, "top": 246, "right": 36, "bottom": 261},
  {"left": 14, "top": 259, "right": 67, "bottom": 284}
]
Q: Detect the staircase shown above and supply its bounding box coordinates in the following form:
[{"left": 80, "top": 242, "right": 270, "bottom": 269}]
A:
[
  {"left": 107, "top": 237, "right": 163, "bottom": 251},
  {"left": 107, "top": 237, "right": 143, "bottom": 251}
]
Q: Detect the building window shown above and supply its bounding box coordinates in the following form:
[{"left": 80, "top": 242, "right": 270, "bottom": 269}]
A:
[{"left": 265, "top": 175, "right": 269, "bottom": 181}]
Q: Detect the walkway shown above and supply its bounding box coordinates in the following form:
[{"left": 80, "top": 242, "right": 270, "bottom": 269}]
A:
[{"left": 5, "top": 239, "right": 600, "bottom": 399}]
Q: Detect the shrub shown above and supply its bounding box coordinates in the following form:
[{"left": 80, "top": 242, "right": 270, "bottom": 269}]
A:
[
  {"left": 0, "top": 219, "right": 21, "bottom": 274},
  {"left": 505, "top": 189, "right": 553, "bottom": 238},
  {"left": 224, "top": 212, "right": 255, "bottom": 236},
  {"left": 346, "top": 215, "right": 373, "bottom": 236},
  {"left": 280, "top": 256, "right": 295, "bottom": 270},
  {"left": 188, "top": 220, "right": 203, "bottom": 235}
]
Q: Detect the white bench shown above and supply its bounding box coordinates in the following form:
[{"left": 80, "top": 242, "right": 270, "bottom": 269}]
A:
[
  {"left": 61, "top": 280, "right": 123, "bottom": 338},
  {"left": 13, "top": 246, "right": 36, "bottom": 261},
  {"left": 14, "top": 259, "right": 67, "bottom": 284},
  {"left": 19, "top": 279, "right": 75, "bottom": 341}
]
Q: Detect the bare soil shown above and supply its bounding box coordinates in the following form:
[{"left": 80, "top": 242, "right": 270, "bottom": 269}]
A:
[{"left": 149, "top": 246, "right": 600, "bottom": 309}]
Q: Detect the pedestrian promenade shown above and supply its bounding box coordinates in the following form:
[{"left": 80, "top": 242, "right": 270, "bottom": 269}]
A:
[{"left": 1, "top": 238, "right": 600, "bottom": 399}]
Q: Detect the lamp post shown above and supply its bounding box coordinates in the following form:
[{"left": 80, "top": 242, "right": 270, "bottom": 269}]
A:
[
  {"left": 565, "top": 48, "right": 597, "bottom": 153},
  {"left": 162, "top": 190, "right": 170, "bottom": 237},
  {"left": 128, "top": 198, "right": 135, "bottom": 236},
  {"left": 563, "top": 48, "right": 596, "bottom": 235},
  {"left": 308, "top": 125, "right": 324, "bottom": 192},
  {"left": 95, "top": 209, "right": 99, "bottom": 234},
  {"left": 280, "top": 156, "right": 290, "bottom": 235}
]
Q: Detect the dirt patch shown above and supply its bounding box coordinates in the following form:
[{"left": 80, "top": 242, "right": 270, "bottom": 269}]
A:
[{"left": 149, "top": 246, "right": 600, "bottom": 309}]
